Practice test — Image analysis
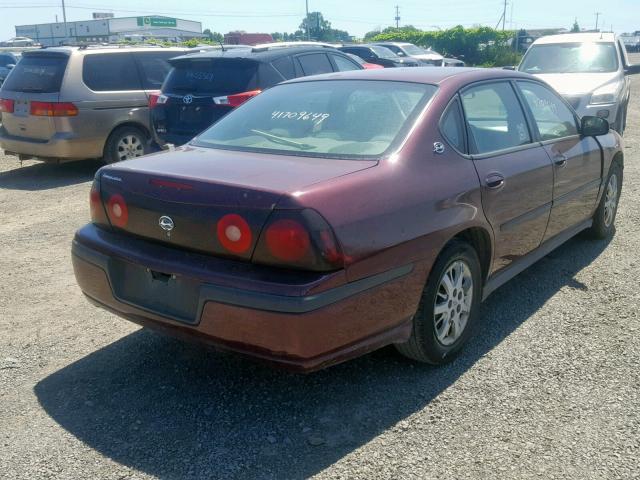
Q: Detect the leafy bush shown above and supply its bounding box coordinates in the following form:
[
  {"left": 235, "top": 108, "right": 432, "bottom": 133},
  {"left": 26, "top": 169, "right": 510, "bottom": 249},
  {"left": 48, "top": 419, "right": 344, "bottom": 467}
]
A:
[{"left": 373, "top": 25, "right": 522, "bottom": 67}]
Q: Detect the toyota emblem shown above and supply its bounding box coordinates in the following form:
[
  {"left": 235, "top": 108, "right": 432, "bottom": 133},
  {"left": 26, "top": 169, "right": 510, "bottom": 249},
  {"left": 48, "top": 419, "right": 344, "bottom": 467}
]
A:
[
  {"left": 182, "top": 94, "right": 193, "bottom": 104},
  {"left": 159, "top": 215, "right": 175, "bottom": 232}
]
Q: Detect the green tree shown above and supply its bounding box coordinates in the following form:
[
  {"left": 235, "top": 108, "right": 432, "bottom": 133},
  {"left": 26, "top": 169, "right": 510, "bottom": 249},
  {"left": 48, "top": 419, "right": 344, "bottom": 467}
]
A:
[
  {"left": 203, "top": 28, "right": 223, "bottom": 43},
  {"left": 300, "top": 12, "right": 332, "bottom": 40},
  {"left": 571, "top": 19, "right": 580, "bottom": 33}
]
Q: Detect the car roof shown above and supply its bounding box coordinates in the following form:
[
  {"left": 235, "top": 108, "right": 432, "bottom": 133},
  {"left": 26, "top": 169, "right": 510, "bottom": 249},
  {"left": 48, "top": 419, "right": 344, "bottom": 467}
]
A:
[
  {"left": 172, "top": 45, "right": 343, "bottom": 63},
  {"left": 23, "top": 45, "right": 187, "bottom": 57},
  {"left": 533, "top": 32, "right": 617, "bottom": 45},
  {"left": 282, "top": 66, "right": 533, "bottom": 86}
]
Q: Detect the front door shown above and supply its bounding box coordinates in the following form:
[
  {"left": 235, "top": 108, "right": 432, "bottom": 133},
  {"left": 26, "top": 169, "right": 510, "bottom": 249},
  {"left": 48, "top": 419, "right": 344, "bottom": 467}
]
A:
[
  {"left": 460, "top": 81, "right": 554, "bottom": 273},
  {"left": 516, "top": 81, "right": 602, "bottom": 240}
]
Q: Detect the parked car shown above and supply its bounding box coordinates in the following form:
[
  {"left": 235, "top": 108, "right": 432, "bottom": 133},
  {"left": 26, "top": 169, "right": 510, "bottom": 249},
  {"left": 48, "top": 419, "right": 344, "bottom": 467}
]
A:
[
  {"left": 338, "top": 45, "right": 420, "bottom": 68},
  {"left": 151, "top": 45, "right": 363, "bottom": 146},
  {"left": 72, "top": 67, "right": 623, "bottom": 372},
  {"left": 621, "top": 33, "right": 640, "bottom": 53},
  {"left": 517, "top": 33, "right": 640, "bottom": 135},
  {"left": 0, "top": 45, "right": 186, "bottom": 163},
  {"left": 344, "top": 52, "right": 384, "bottom": 70},
  {"left": 0, "top": 52, "right": 19, "bottom": 87},
  {"left": 373, "top": 41, "right": 445, "bottom": 66},
  {"left": 443, "top": 57, "right": 465, "bottom": 67}
]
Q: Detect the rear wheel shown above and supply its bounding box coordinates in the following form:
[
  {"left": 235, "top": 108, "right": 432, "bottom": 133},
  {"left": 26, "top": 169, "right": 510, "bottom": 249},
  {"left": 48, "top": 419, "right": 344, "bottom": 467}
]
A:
[
  {"left": 104, "top": 126, "right": 149, "bottom": 164},
  {"left": 590, "top": 161, "right": 622, "bottom": 239},
  {"left": 396, "top": 240, "right": 482, "bottom": 364}
]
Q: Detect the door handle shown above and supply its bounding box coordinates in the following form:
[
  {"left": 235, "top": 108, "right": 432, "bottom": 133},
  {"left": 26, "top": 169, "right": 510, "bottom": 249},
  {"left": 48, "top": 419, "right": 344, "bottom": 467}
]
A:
[
  {"left": 554, "top": 155, "right": 568, "bottom": 167},
  {"left": 485, "top": 173, "right": 505, "bottom": 189}
]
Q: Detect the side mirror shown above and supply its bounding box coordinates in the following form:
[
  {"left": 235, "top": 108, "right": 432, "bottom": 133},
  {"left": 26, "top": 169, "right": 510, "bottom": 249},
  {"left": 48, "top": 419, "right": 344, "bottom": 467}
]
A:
[
  {"left": 502, "top": 65, "right": 516, "bottom": 70},
  {"left": 625, "top": 64, "right": 640, "bottom": 75},
  {"left": 581, "top": 116, "right": 610, "bottom": 136}
]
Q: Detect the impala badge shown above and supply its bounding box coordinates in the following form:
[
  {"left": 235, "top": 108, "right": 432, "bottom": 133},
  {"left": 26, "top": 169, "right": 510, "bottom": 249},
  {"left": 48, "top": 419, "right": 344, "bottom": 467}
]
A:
[{"left": 159, "top": 216, "right": 174, "bottom": 237}]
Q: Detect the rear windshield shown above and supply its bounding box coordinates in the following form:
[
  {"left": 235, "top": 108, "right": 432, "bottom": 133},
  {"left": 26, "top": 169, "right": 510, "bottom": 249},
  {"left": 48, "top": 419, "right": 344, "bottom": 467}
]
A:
[
  {"left": 2, "top": 54, "right": 68, "bottom": 93},
  {"left": 193, "top": 80, "right": 437, "bottom": 160},
  {"left": 164, "top": 58, "right": 258, "bottom": 94}
]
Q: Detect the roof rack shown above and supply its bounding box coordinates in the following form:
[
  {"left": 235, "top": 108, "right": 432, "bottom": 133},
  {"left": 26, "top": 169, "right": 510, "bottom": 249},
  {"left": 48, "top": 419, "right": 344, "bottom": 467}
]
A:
[{"left": 250, "top": 41, "right": 338, "bottom": 52}]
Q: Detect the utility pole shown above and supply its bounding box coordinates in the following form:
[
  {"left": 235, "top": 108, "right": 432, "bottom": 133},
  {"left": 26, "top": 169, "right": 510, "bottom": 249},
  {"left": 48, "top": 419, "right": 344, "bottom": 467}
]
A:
[
  {"left": 502, "top": 0, "right": 507, "bottom": 30},
  {"left": 595, "top": 12, "right": 601, "bottom": 31},
  {"left": 305, "top": 0, "right": 310, "bottom": 40},
  {"left": 395, "top": 5, "right": 400, "bottom": 29},
  {"left": 61, "top": 0, "right": 68, "bottom": 42}
]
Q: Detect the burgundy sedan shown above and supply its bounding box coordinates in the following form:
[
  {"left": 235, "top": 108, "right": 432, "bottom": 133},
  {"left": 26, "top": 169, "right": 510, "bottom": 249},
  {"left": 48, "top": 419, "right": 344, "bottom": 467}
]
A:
[{"left": 72, "top": 68, "right": 623, "bottom": 372}]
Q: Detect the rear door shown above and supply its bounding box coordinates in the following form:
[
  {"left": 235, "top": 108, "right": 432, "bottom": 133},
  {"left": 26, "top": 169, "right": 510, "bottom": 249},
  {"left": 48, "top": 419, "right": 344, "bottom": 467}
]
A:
[
  {"left": 516, "top": 80, "right": 602, "bottom": 240},
  {"left": 460, "top": 81, "right": 554, "bottom": 273},
  {"left": 0, "top": 51, "right": 69, "bottom": 141},
  {"left": 158, "top": 57, "right": 260, "bottom": 141}
]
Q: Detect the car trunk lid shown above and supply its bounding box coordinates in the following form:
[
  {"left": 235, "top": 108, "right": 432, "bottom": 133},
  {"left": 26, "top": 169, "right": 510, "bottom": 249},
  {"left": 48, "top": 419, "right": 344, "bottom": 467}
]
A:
[{"left": 97, "top": 146, "right": 377, "bottom": 259}]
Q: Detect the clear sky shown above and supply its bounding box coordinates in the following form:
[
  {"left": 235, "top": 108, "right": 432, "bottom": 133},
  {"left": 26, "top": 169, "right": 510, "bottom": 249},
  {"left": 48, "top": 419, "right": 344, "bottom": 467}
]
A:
[{"left": 1, "top": 0, "right": 639, "bottom": 40}]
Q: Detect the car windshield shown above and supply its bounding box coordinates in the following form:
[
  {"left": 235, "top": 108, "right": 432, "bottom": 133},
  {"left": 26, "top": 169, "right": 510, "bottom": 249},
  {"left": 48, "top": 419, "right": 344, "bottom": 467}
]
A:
[
  {"left": 193, "top": 80, "right": 437, "bottom": 159},
  {"left": 402, "top": 44, "right": 427, "bottom": 55},
  {"left": 370, "top": 46, "right": 398, "bottom": 59},
  {"left": 520, "top": 42, "right": 618, "bottom": 73}
]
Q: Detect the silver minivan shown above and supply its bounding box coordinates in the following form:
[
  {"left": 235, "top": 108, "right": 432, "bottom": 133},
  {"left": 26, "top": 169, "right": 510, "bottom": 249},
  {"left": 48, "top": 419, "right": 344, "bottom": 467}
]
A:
[
  {"left": 0, "top": 45, "right": 186, "bottom": 163},
  {"left": 517, "top": 33, "right": 640, "bottom": 135}
]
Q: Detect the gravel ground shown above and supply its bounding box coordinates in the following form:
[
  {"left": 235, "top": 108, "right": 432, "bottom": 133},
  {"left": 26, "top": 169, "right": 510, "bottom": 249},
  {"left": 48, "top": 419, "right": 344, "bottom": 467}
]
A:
[{"left": 1, "top": 68, "right": 640, "bottom": 480}]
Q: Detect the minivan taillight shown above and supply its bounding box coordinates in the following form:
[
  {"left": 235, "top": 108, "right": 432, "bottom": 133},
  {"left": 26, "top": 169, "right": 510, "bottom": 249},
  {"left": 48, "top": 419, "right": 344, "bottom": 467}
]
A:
[
  {"left": 149, "top": 93, "right": 168, "bottom": 109},
  {"left": 0, "top": 98, "right": 14, "bottom": 113},
  {"left": 213, "top": 90, "right": 261, "bottom": 107},
  {"left": 30, "top": 101, "right": 78, "bottom": 117},
  {"left": 252, "top": 209, "right": 343, "bottom": 271}
]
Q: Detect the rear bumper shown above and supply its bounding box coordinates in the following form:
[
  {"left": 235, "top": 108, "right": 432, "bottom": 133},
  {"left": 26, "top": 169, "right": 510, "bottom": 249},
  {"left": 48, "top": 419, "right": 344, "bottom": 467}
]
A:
[
  {"left": 0, "top": 127, "right": 102, "bottom": 161},
  {"left": 71, "top": 224, "right": 422, "bottom": 372}
]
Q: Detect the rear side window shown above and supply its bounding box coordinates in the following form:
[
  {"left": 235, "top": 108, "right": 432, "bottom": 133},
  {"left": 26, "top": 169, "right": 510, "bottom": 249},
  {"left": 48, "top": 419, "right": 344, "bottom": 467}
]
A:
[
  {"left": 331, "top": 54, "right": 361, "bottom": 72},
  {"left": 461, "top": 82, "right": 531, "bottom": 154},
  {"left": 83, "top": 53, "right": 142, "bottom": 91},
  {"left": 163, "top": 58, "right": 258, "bottom": 94},
  {"left": 134, "top": 52, "right": 179, "bottom": 89},
  {"left": 297, "top": 53, "right": 333, "bottom": 76},
  {"left": 441, "top": 99, "right": 466, "bottom": 153},
  {"left": 271, "top": 56, "right": 295, "bottom": 79},
  {"left": 2, "top": 54, "right": 68, "bottom": 93}
]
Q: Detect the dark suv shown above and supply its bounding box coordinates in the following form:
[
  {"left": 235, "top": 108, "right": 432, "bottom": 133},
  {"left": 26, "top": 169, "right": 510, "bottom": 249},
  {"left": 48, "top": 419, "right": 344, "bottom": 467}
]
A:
[
  {"left": 151, "top": 46, "right": 363, "bottom": 146},
  {"left": 338, "top": 45, "right": 421, "bottom": 68}
]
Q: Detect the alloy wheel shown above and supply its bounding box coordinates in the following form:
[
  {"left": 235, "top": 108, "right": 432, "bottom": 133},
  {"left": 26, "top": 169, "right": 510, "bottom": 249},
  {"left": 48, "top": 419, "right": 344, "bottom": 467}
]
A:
[
  {"left": 116, "top": 134, "right": 144, "bottom": 161},
  {"left": 433, "top": 260, "right": 473, "bottom": 346},
  {"left": 604, "top": 173, "right": 619, "bottom": 228}
]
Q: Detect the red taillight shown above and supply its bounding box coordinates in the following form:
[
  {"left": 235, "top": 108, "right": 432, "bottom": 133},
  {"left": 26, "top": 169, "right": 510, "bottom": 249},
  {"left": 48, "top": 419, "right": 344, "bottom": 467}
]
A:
[
  {"left": 265, "top": 219, "right": 310, "bottom": 262},
  {"left": 217, "top": 213, "right": 252, "bottom": 254},
  {"left": 213, "top": 89, "right": 261, "bottom": 108},
  {"left": 89, "top": 179, "right": 109, "bottom": 225},
  {"left": 0, "top": 98, "right": 14, "bottom": 113},
  {"left": 106, "top": 194, "right": 129, "bottom": 228},
  {"left": 253, "top": 209, "right": 343, "bottom": 271},
  {"left": 30, "top": 101, "right": 78, "bottom": 117},
  {"left": 149, "top": 93, "right": 168, "bottom": 109}
]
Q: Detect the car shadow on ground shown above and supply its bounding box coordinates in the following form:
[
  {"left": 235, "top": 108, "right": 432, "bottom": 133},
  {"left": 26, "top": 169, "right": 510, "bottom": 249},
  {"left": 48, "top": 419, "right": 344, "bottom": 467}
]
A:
[
  {"left": 35, "top": 233, "right": 611, "bottom": 479},
  {"left": 0, "top": 159, "right": 102, "bottom": 191}
]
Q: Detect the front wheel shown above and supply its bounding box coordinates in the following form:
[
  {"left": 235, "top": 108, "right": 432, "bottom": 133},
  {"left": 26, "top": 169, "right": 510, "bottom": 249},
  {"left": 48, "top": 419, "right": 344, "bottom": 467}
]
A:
[
  {"left": 396, "top": 240, "right": 482, "bottom": 365},
  {"left": 590, "top": 161, "right": 622, "bottom": 239},
  {"left": 103, "top": 126, "right": 149, "bottom": 164}
]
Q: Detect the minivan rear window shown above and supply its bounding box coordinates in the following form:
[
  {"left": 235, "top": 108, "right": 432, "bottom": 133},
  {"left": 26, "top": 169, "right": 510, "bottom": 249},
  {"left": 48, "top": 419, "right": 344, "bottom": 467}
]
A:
[
  {"left": 2, "top": 54, "right": 68, "bottom": 93},
  {"left": 164, "top": 58, "right": 258, "bottom": 94}
]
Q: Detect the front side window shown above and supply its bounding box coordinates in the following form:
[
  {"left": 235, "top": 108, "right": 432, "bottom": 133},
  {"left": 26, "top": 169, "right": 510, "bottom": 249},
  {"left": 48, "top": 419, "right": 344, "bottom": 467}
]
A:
[
  {"left": 297, "top": 54, "right": 333, "bottom": 76},
  {"left": 461, "top": 82, "right": 531, "bottom": 154},
  {"left": 83, "top": 53, "right": 142, "bottom": 91},
  {"left": 519, "top": 42, "right": 618, "bottom": 74},
  {"left": 517, "top": 81, "right": 578, "bottom": 140},
  {"left": 194, "top": 80, "right": 437, "bottom": 159}
]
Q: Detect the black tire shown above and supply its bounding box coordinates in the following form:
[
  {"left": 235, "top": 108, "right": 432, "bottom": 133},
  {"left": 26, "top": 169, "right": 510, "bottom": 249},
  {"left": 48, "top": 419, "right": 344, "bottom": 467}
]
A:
[
  {"left": 103, "top": 126, "right": 149, "bottom": 164},
  {"left": 396, "top": 240, "right": 482, "bottom": 365},
  {"left": 614, "top": 104, "right": 627, "bottom": 136},
  {"left": 590, "top": 161, "right": 623, "bottom": 239}
]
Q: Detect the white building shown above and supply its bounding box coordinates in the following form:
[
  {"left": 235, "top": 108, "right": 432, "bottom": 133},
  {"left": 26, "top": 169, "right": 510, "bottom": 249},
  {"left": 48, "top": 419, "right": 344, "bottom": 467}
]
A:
[{"left": 15, "top": 15, "right": 205, "bottom": 46}]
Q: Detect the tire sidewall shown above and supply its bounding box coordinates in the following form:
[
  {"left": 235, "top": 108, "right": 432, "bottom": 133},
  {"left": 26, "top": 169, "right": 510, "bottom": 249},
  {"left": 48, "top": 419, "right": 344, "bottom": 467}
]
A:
[
  {"left": 105, "top": 127, "right": 148, "bottom": 164},
  {"left": 593, "top": 161, "right": 623, "bottom": 238},
  {"left": 416, "top": 242, "right": 483, "bottom": 363}
]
